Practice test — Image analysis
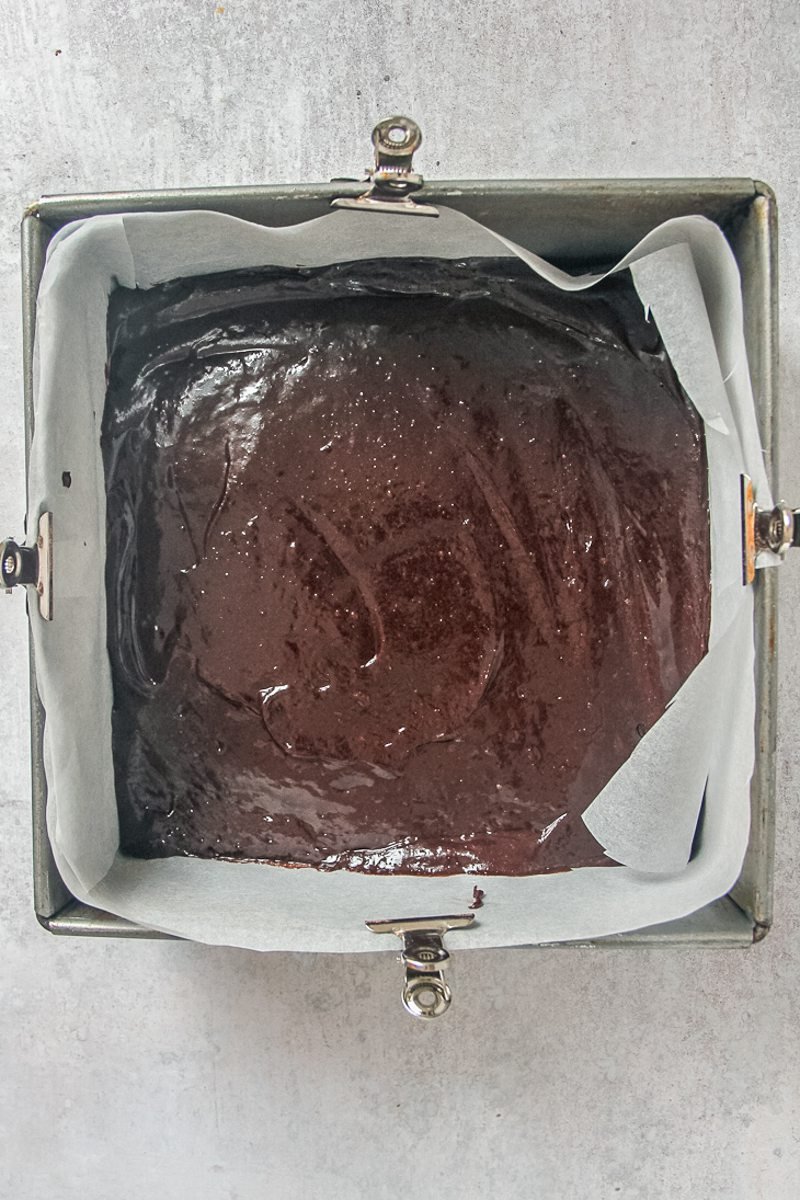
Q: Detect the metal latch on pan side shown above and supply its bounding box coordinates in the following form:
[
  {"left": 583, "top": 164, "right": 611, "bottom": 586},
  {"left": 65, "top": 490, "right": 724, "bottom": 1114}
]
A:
[
  {"left": 1, "top": 512, "right": 53, "bottom": 620},
  {"left": 741, "top": 475, "right": 800, "bottom": 584},
  {"left": 366, "top": 913, "right": 476, "bottom": 1018},
  {"left": 332, "top": 115, "right": 438, "bottom": 217}
]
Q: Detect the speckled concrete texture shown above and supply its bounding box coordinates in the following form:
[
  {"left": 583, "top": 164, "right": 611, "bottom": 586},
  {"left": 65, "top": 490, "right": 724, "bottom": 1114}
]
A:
[{"left": 1, "top": 2, "right": 799, "bottom": 1197}]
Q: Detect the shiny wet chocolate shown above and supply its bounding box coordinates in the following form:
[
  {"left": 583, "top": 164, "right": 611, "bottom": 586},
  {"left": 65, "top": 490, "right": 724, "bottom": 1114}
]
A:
[{"left": 102, "top": 259, "right": 710, "bottom": 874}]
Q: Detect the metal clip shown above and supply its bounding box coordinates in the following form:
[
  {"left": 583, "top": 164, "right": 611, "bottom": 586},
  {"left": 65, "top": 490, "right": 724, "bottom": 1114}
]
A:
[
  {"left": 742, "top": 474, "right": 800, "bottom": 584},
  {"left": 755, "top": 503, "right": 799, "bottom": 556},
  {"left": 1, "top": 512, "right": 53, "bottom": 620},
  {"left": 332, "top": 116, "right": 438, "bottom": 217},
  {"left": 366, "top": 913, "right": 475, "bottom": 1018}
]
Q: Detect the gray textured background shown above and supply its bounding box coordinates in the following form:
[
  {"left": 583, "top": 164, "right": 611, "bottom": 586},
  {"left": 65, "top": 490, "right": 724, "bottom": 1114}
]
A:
[{"left": 2, "top": 2, "right": 799, "bottom": 1197}]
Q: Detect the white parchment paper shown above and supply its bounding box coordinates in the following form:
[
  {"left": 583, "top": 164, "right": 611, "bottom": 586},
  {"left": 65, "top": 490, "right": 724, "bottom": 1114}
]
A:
[{"left": 28, "top": 206, "right": 770, "bottom": 951}]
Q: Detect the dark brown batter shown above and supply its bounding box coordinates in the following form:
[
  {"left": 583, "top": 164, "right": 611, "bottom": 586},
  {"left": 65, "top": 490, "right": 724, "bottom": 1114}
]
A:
[{"left": 102, "top": 258, "right": 710, "bottom": 875}]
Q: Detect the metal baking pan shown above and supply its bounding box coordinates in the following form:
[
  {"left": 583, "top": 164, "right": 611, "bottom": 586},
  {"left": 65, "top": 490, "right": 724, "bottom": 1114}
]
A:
[{"left": 18, "top": 170, "right": 779, "bottom": 946}]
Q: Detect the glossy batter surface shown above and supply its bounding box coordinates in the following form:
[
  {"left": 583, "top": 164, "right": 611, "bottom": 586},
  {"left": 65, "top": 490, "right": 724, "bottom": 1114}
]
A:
[{"left": 102, "top": 259, "right": 710, "bottom": 874}]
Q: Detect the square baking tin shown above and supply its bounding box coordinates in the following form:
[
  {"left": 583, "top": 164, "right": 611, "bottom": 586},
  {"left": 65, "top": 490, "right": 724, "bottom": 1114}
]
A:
[{"left": 22, "top": 177, "right": 778, "bottom": 944}]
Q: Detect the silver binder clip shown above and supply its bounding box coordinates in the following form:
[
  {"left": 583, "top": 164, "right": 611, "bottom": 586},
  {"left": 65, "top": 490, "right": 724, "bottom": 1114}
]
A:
[
  {"left": 332, "top": 116, "right": 438, "bottom": 217},
  {"left": 366, "top": 913, "right": 475, "bottom": 1018},
  {"left": 1, "top": 512, "right": 53, "bottom": 620},
  {"left": 741, "top": 473, "right": 800, "bottom": 584}
]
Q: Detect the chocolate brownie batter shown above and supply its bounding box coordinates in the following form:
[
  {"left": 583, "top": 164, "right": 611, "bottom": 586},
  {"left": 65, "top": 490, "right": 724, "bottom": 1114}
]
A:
[{"left": 102, "top": 258, "right": 710, "bottom": 875}]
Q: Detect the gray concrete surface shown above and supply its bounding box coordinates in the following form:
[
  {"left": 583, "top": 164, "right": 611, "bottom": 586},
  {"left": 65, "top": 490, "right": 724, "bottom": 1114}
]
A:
[{"left": 2, "top": 2, "right": 799, "bottom": 1196}]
